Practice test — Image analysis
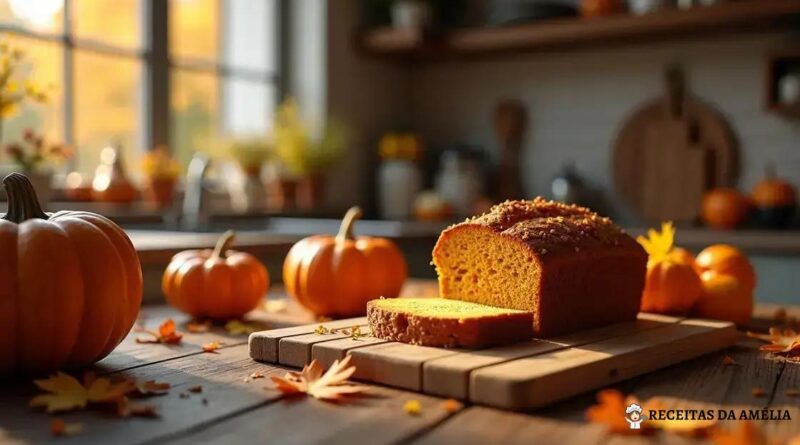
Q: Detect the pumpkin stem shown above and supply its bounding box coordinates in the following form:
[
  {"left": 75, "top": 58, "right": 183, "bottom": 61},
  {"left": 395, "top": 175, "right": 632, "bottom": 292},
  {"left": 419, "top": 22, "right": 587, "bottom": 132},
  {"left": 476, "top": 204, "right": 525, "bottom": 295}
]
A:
[
  {"left": 211, "top": 230, "right": 236, "bottom": 260},
  {"left": 2, "top": 172, "right": 49, "bottom": 223},
  {"left": 336, "top": 206, "right": 363, "bottom": 243}
]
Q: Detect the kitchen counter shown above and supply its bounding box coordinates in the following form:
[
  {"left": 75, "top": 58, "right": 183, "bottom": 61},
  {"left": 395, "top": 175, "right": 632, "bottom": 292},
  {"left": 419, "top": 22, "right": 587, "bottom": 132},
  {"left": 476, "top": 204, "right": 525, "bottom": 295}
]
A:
[{"left": 0, "top": 281, "right": 797, "bottom": 445}]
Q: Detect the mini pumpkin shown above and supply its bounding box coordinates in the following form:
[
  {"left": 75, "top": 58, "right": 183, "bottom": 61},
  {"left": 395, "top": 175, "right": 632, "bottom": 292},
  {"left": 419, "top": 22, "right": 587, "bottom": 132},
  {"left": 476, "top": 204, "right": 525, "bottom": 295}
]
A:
[
  {"left": 751, "top": 164, "right": 796, "bottom": 228},
  {"left": 693, "top": 270, "right": 752, "bottom": 326},
  {"left": 637, "top": 222, "right": 702, "bottom": 314},
  {"left": 694, "top": 244, "right": 755, "bottom": 292},
  {"left": 283, "top": 206, "right": 407, "bottom": 318},
  {"left": 162, "top": 230, "right": 269, "bottom": 319},
  {"left": 0, "top": 173, "right": 142, "bottom": 375},
  {"left": 700, "top": 188, "right": 749, "bottom": 230}
]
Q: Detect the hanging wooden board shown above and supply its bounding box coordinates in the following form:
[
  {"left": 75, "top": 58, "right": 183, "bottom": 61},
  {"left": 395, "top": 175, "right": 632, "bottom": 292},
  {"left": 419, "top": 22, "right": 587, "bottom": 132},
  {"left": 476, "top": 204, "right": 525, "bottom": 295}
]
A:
[
  {"left": 249, "top": 313, "right": 736, "bottom": 411},
  {"left": 612, "top": 67, "right": 738, "bottom": 222}
]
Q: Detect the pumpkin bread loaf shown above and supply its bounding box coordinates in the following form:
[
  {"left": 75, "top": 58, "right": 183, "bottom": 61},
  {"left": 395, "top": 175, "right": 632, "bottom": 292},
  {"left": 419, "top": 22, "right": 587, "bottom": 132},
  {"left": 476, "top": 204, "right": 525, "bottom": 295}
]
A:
[
  {"left": 367, "top": 298, "right": 533, "bottom": 348},
  {"left": 432, "top": 198, "right": 647, "bottom": 337}
]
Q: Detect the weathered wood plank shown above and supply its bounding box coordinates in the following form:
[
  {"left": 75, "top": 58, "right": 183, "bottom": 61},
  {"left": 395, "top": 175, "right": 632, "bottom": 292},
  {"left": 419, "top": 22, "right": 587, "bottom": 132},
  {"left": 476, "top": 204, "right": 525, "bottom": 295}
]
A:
[
  {"left": 278, "top": 324, "right": 370, "bottom": 368},
  {"left": 470, "top": 319, "right": 736, "bottom": 410},
  {"left": 162, "top": 380, "right": 460, "bottom": 445},
  {"left": 423, "top": 314, "right": 682, "bottom": 400},
  {"left": 248, "top": 317, "right": 366, "bottom": 364},
  {"left": 410, "top": 406, "right": 606, "bottom": 445}
]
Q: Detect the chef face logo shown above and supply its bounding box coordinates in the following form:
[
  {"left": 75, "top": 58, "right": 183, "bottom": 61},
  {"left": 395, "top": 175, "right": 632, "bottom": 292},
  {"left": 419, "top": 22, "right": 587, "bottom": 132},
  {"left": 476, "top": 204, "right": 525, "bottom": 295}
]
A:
[{"left": 625, "top": 403, "right": 647, "bottom": 429}]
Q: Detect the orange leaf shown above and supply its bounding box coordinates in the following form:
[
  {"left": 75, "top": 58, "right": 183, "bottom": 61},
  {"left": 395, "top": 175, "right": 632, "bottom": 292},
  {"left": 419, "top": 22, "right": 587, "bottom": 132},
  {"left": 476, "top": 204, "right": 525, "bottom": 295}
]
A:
[
  {"left": 50, "top": 418, "right": 83, "bottom": 437},
  {"left": 747, "top": 328, "right": 800, "bottom": 362},
  {"left": 135, "top": 380, "right": 171, "bottom": 396},
  {"left": 586, "top": 389, "right": 641, "bottom": 434},
  {"left": 403, "top": 399, "right": 422, "bottom": 416},
  {"left": 116, "top": 397, "right": 158, "bottom": 418},
  {"left": 269, "top": 355, "right": 365, "bottom": 402},
  {"left": 30, "top": 372, "right": 135, "bottom": 413},
  {"left": 202, "top": 341, "right": 221, "bottom": 353},
  {"left": 186, "top": 320, "right": 211, "bottom": 333},
  {"left": 442, "top": 399, "right": 461, "bottom": 413},
  {"left": 188, "top": 385, "right": 203, "bottom": 393},
  {"left": 136, "top": 319, "right": 183, "bottom": 344}
]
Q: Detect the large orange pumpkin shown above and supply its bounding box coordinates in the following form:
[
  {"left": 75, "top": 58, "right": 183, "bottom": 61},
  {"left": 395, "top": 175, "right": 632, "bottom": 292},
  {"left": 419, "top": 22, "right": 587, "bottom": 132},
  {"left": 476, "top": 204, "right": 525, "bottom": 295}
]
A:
[
  {"left": 0, "top": 173, "right": 142, "bottom": 375},
  {"left": 637, "top": 222, "right": 702, "bottom": 314},
  {"left": 162, "top": 231, "right": 269, "bottom": 319},
  {"left": 700, "top": 188, "right": 749, "bottom": 230},
  {"left": 693, "top": 270, "right": 752, "bottom": 326},
  {"left": 694, "top": 244, "right": 755, "bottom": 292},
  {"left": 283, "top": 206, "right": 407, "bottom": 318}
]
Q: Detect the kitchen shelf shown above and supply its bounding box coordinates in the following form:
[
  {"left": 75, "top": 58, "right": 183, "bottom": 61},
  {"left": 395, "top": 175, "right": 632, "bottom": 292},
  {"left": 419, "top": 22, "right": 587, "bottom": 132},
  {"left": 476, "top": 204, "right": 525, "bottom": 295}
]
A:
[
  {"left": 627, "top": 227, "right": 800, "bottom": 254},
  {"left": 358, "top": 0, "right": 800, "bottom": 59}
]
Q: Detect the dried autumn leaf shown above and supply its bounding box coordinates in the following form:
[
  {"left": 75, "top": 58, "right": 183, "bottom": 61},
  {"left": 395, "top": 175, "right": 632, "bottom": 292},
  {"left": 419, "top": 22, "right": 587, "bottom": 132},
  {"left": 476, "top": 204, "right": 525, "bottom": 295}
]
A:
[
  {"left": 202, "top": 341, "right": 222, "bottom": 353},
  {"left": 185, "top": 320, "right": 211, "bottom": 333},
  {"left": 225, "top": 320, "right": 262, "bottom": 336},
  {"left": 50, "top": 418, "right": 83, "bottom": 437},
  {"left": 136, "top": 319, "right": 183, "bottom": 344},
  {"left": 748, "top": 328, "right": 800, "bottom": 362},
  {"left": 135, "top": 380, "right": 171, "bottom": 396},
  {"left": 721, "top": 356, "right": 740, "bottom": 366},
  {"left": 711, "top": 421, "right": 770, "bottom": 445},
  {"left": 30, "top": 372, "right": 135, "bottom": 413},
  {"left": 403, "top": 399, "right": 422, "bottom": 416},
  {"left": 116, "top": 397, "right": 158, "bottom": 418},
  {"left": 188, "top": 385, "right": 203, "bottom": 393},
  {"left": 442, "top": 399, "right": 461, "bottom": 413},
  {"left": 270, "top": 355, "right": 365, "bottom": 402},
  {"left": 314, "top": 325, "right": 329, "bottom": 335},
  {"left": 586, "top": 389, "right": 642, "bottom": 434}
]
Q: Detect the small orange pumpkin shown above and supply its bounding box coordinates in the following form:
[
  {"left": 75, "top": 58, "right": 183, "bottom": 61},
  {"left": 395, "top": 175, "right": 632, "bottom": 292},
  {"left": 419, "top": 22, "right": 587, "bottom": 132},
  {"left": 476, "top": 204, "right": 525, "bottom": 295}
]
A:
[
  {"left": 693, "top": 270, "right": 752, "bottom": 326},
  {"left": 694, "top": 244, "right": 755, "bottom": 292},
  {"left": 637, "top": 222, "right": 702, "bottom": 314},
  {"left": 162, "top": 231, "right": 269, "bottom": 319},
  {"left": 0, "top": 173, "right": 142, "bottom": 375},
  {"left": 283, "top": 206, "right": 407, "bottom": 318},
  {"left": 751, "top": 164, "right": 796, "bottom": 227},
  {"left": 581, "top": 0, "right": 623, "bottom": 17},
  {"left": 700, "top": 188, "right": 749, "bottom": 230}
]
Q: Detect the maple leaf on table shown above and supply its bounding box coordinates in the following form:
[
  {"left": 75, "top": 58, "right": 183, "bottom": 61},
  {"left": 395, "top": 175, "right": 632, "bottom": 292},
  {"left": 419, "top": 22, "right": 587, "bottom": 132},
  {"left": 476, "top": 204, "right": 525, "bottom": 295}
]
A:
[
  {"left": 270, "top": 355, "right": 365, "bottom": 402},
  {"left": 135, "top": 380, "right": 171, "bottom": 396},
  {"left": 136, "top": 319, "right": 183, "bottom": 344},
  {"left": 586, "top": 389, "right": 643, "bottom": 434},
  {"left": 30, "top": 372, "right": 135, "bottom": 413},
  {"left": 202, "top": 341, "right": 222, "bottom": 353},
  {"left": 747, "top": 328, "right": 800, "bottom": 362}
]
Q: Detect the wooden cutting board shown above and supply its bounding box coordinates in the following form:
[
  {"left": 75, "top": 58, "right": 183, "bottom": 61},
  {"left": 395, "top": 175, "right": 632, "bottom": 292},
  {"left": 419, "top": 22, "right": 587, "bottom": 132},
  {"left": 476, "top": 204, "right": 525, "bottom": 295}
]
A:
[
  {"left": 612, "top": 66, "right": 738, "bottom": 222},
  {"left": 249, "top": 313, "right": 736, "bottom": 411}
]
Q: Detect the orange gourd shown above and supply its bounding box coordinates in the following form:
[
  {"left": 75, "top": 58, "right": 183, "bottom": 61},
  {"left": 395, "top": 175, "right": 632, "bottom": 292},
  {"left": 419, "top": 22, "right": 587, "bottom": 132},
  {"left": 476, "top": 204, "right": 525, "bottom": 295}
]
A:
[
  {"left": 693, "top": 270, "right": 752, "bottom": 326},
  {"left": 694, "top": 244, "right": 755, "bottom": 292},
  {"left": 0, "top": 173, "right": 142, "bottom": 375},
  {"left": 637, "top": 222, "right": 702, "bottom": 314},
  {"left": 162, "top": 231, "right": 269, "bottom": 319},
  {"left": 283, "top": 206, "right": 407, "bottom": 318},
  {"left": 581, "top": 0, "right": 623, "bottom": 17},
  {"left": 700, "top": 188, "right": 749, "bottom": 230},
  {"left": 751, "top": 164, "right": 796, "bottom": 209}
]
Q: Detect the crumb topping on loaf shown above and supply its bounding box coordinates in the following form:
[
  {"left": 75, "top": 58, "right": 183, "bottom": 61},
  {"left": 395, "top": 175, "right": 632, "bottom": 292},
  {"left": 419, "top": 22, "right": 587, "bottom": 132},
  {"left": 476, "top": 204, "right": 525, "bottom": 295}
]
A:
[{"left": 462, "top": 197, "right": 635, "bottom": 255}]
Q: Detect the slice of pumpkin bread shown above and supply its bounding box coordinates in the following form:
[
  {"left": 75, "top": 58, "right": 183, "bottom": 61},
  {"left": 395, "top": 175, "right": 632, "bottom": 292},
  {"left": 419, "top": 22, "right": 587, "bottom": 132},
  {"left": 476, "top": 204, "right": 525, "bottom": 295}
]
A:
[{"left": 367, "top": 298, "right": 533, "bottom": 348}]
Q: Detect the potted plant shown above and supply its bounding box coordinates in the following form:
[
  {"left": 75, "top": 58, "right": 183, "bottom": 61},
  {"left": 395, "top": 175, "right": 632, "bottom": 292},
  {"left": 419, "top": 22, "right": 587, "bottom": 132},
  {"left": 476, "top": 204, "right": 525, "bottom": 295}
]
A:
[
  {"left": 140, "top": 145, "right": 180, "bottom": 208},
  {"left": 273, "top": 97, "right": 346, "bottom": 210},
  {"left": 3, "top": 129, "right": 71, "bottom": 204}
]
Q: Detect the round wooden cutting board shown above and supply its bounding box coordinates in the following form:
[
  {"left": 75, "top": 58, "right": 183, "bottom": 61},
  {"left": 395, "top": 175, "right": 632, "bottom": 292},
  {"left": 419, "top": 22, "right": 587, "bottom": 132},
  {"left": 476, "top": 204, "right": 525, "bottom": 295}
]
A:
[{"left": 612, "top": 67, "right": 738, "bottom": 222}]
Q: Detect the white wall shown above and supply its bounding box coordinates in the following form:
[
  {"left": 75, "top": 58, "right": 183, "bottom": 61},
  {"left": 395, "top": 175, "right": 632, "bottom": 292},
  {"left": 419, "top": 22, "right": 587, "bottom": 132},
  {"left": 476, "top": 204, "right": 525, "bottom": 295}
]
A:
[{"left": 409, "top": 32, "right": 800, "bottom": 223}]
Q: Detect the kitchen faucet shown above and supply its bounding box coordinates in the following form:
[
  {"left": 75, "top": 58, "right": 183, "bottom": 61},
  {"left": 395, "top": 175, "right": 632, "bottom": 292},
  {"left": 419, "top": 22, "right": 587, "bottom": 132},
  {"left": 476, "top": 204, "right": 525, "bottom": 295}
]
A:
[{"left": 182, "top": 153, "right": 212, "bottom": 230}]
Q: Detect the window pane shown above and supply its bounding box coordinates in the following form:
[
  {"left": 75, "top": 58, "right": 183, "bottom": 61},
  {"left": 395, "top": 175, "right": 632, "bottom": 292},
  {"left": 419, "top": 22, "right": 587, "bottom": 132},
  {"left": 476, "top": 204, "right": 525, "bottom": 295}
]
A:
[
  {"left": 0, "top": 0, "right": 64, "bottom": 34},
  {"left": 1, "top": 36, "right": 63, "bottom": 151},
  {"left": 223, "top": 0, "right": 276, "bottom": 73},
  {"left": 73, "top": 0, "right": 142, "bottom": 50},
  {"left": 170, "top": 0, "right": 217, "bottom": 62},
  {"left": 222, "top": 77, "right": 273, "bottom": 136},
  {"left": 74, "top": 51, "right": 142, "bottom": 175},
  {"left": 171, "top": 69, "right": 218, "bottom": 166}
]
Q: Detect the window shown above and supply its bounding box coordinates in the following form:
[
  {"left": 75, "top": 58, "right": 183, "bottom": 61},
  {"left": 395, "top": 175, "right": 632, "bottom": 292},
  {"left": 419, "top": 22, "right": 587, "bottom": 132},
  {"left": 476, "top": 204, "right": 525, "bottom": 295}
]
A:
[{"left": 0, "top": 0, "right": 280, "bottom": 176}]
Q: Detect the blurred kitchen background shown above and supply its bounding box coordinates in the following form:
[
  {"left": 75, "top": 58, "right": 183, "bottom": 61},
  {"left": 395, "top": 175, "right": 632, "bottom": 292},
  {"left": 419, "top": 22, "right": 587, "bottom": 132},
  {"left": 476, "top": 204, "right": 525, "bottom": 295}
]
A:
[{"left": 1, "top": 0, "right": 799, "bottom": 303}]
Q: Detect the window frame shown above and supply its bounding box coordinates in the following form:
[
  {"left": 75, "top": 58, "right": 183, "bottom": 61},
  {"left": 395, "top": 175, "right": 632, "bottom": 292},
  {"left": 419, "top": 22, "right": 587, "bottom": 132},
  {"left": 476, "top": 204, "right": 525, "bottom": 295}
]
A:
[{"left": 0, "top": 0, "right": 285, "bottom": 167}]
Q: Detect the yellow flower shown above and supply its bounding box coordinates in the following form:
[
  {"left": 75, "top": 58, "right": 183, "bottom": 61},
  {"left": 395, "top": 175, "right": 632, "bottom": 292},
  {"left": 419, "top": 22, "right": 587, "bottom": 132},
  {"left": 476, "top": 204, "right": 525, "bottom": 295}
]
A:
[{"left": 403, "top": 399, "right": 422, "bottom": 416}]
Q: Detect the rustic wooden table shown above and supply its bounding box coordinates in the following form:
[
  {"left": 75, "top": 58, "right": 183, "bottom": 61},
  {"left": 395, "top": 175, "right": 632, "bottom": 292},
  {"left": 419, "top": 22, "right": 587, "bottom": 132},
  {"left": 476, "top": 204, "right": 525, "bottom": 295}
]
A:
[{"left": 1, "top": 281, "right": 798, "bottom": 445}]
